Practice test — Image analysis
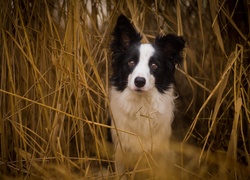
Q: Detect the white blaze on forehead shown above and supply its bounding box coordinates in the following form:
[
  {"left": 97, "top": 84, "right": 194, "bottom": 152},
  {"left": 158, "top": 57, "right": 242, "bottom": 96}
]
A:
[
  {"left": 128, "top": 44, "right": 156, "bottom": 91},
  {"left": 139, "top": 44, "right": 155, "bottom": 62},
  {"left": 135, "top": 44, "right": 155, "bottom": 76}
]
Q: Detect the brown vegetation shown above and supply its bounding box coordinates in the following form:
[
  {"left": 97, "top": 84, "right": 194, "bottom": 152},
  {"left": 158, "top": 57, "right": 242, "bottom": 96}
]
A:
[{"left": 0, "top": 0, "right": 249, "bottom": 179}]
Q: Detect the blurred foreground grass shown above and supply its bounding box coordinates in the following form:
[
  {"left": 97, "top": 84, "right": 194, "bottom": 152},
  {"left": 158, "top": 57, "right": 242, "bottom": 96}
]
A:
[{"left": 0, "top": 0, "right": 249, "bottom": 179}]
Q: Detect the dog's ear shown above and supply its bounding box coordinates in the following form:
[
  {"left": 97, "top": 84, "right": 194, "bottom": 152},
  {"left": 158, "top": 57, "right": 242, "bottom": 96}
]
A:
[
  {"left": 111, "top": 15, "right": 142, "bottom": 51},
  {"left": 155, "top": 34, "right": 185, "bottom": 65}
]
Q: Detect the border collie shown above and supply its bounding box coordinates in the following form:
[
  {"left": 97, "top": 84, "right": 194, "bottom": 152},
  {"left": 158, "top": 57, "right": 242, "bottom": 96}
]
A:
[{"left": 110, "top": 15, "right": 185, "bottom": 179}]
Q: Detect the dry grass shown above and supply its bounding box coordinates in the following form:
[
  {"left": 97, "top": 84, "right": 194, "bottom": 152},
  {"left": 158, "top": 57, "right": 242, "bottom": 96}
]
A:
[{"left": 0, "top": 0, "right": 249, "bottom": 179}]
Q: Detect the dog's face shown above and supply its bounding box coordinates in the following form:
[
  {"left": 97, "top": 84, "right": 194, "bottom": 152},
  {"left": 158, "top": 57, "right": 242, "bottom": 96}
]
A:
[
  {"left": 127, "top": 44, "right": 155, "bottom": 92},
  {"left": 111, "top": 15, "right": 185, "bottom": 93}
]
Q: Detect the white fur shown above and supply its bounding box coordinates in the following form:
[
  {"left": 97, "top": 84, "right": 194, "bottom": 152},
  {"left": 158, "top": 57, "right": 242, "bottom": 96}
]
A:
[
  {"left": 128, "top": 44, "right": 155, "bottom": 92},
  {"left": 110, "top": 85, "right": 176, "bottom": 178}
]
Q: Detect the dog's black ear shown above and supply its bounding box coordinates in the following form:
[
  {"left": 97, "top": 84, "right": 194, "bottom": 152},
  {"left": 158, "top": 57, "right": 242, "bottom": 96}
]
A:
[
  {"left": 155, "top": 34, "right": 185, "bottom": 65},
  {"left": 111, "top": 15, "right": 142, "bottom": 51}
]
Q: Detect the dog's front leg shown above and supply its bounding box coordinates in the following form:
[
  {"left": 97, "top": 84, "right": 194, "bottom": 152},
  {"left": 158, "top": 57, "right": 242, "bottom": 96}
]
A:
[{"left": 114, "top": 146, "right": 129, "bottom": 180}]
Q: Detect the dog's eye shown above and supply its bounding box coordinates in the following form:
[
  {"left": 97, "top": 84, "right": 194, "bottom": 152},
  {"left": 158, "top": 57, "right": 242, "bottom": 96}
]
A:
[
  {"left": 150, "top": 63, "right": 158, "bottom": 70},
  {"left": 128, "top": 60, "right": 135, "bottom": 67}
]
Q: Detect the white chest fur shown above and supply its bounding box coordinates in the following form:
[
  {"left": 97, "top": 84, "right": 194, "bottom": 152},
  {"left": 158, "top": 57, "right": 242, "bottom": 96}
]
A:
[{"left": 110, "top": 86, "right": 175, "bottom": 154}]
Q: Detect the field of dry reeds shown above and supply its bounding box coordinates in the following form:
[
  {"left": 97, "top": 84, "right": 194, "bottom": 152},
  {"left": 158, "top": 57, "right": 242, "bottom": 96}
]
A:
[{"left": 0, "top": 0, "right": 249, "bottom": 179}]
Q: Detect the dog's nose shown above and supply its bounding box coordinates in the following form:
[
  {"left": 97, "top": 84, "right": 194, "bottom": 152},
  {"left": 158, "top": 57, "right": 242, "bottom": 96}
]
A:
[{"left": 134, "top": 77, "right": 146, "bottom": 88}]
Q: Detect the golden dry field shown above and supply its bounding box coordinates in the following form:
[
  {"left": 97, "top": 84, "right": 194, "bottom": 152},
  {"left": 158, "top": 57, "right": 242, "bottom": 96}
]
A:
[{"left": 0, "top": 0, "right": 249, "bottom": 179}]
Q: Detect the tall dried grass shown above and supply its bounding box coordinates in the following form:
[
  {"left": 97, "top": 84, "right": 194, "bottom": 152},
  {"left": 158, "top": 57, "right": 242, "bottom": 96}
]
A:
[{"left": 0, "top": 0, "right": 249, "bottom": 179}]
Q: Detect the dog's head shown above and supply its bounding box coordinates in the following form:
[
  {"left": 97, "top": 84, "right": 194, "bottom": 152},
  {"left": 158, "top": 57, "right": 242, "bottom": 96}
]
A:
[{"left": 110, "top": 15, "right": 185, "bottom": 93}]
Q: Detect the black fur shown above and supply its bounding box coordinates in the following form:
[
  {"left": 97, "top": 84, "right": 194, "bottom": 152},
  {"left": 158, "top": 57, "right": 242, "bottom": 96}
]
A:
[{"left": 110, "top": 15, "right": 185, "bottom": 93}]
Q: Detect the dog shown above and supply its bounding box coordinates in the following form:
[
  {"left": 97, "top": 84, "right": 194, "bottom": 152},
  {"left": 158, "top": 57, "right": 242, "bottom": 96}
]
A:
[{"left": 109, "top": 15, "right": 185, "bottom": 179}]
